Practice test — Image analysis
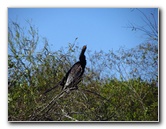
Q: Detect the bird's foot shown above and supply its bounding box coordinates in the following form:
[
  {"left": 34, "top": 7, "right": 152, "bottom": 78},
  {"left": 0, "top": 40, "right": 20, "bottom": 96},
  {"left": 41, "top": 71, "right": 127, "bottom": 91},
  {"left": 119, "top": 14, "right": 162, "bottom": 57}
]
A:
[
  {"left": 70, "top": 86, "right": 78, "bottom": 91},
  {"left": 63, "top": 86, "right": 78, "bottom": 93}
]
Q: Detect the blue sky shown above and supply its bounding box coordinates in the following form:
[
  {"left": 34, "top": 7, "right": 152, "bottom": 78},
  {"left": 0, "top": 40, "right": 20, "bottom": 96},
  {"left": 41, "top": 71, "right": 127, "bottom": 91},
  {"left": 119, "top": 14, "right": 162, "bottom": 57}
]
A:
[{"left": 8, "top": 8, "right": 158, "bottom": 53}]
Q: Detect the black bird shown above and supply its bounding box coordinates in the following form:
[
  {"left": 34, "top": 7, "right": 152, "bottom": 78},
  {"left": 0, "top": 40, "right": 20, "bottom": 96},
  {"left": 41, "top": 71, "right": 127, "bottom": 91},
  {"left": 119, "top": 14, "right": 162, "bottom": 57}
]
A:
[{"left": 44, "top": 45, "right": 87, "bottom": 94}]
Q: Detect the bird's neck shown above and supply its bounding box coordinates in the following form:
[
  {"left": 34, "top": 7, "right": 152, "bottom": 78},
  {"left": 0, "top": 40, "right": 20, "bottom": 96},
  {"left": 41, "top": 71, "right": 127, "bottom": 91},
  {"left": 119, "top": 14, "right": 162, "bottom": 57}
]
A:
[{"left": 79, "top": 55, "right": 86, "bottom": 67}]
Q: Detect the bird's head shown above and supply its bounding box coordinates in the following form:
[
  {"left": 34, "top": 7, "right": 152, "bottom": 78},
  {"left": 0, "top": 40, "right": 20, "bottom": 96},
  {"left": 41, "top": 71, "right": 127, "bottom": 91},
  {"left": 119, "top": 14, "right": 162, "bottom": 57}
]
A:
[{"left": 82, "top": 45, "right": 87, "bottom": 53}]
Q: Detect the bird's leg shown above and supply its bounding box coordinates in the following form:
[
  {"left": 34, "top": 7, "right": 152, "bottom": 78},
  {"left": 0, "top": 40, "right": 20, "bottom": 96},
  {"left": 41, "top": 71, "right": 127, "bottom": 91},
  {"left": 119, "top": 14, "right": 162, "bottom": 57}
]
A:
[
  {"left": 69, "top": 85, "right": 78, "bottom": 91},
  {"left": 62, "top": 88, "right": 70, "bottom": 93},
  {"left": 64, "top": 87, "right": 77, "bottom": 93}
]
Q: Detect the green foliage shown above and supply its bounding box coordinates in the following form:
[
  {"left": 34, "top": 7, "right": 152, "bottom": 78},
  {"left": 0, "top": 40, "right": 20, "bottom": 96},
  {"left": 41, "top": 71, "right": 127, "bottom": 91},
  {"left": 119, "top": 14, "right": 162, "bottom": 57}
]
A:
[{"left": 8, "top": 20, "right": 158, "bottom": 121}]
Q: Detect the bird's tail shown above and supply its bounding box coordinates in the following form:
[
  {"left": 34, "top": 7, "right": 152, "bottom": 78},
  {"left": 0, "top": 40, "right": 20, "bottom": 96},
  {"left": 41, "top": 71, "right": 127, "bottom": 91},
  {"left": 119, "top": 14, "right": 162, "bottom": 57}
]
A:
[{"left": 43, "top": 81, "right": 61, "bottom": 94}]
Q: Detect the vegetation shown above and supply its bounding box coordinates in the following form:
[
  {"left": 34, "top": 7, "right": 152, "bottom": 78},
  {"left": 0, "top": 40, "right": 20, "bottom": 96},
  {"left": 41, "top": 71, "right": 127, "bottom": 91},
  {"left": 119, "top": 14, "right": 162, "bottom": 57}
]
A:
[{"left": 8, "top": 10, "right": 158, "bottom": 121}]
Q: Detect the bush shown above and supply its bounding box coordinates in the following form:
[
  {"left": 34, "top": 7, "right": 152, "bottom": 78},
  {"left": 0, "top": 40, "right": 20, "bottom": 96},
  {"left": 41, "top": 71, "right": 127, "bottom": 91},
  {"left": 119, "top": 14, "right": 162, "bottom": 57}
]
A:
[{"left": 8, "top": 21, "right": 158, "bottom": 121}]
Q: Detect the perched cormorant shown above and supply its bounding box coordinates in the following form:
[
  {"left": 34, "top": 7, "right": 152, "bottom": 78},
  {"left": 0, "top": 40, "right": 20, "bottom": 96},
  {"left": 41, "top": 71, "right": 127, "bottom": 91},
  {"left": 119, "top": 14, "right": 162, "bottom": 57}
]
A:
[
  {"left": 61, "top": 45, "right": 87, "bottom": 90},
  {"left": 44, "top": 45, "right": 87, "bottom": 94}
]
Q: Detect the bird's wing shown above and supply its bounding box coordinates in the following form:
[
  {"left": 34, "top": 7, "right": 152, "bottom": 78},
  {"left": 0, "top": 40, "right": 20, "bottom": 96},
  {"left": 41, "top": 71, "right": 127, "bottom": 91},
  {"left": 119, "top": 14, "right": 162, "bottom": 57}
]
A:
[{"left": 64, "top": 62, "right": 83, "bottom": 89}]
